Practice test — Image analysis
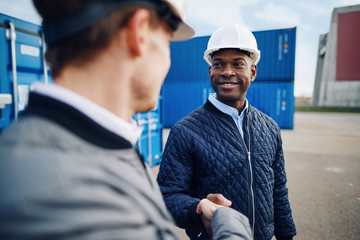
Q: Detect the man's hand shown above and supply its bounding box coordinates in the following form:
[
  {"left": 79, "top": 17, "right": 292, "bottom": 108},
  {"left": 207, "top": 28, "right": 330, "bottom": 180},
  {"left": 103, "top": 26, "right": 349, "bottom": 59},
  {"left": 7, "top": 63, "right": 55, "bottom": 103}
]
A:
[
  {"left": 206, "top": 193, "right": 232, "bottom": 207},
  {"left": 196, "top": 194, "right": 232, "bottom": 238}
]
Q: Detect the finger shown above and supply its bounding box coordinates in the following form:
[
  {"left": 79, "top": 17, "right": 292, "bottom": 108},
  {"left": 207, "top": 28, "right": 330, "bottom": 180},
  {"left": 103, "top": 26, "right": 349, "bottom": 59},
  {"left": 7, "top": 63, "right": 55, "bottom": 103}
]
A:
[
  {"left": 196, "top": 199, "right": 209, "bottom": 214},
  {"left": 206, "top": 193, "right": 232, "bottom": 206},
  {"left": 196, "top": 203, "right": 202, "bottom": 214}
]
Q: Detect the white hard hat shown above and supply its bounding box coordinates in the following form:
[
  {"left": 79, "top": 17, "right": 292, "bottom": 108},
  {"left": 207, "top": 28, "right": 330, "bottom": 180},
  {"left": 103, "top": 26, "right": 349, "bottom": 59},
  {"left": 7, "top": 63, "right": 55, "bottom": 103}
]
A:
[
  {"left": 163, "top": 0, "right": 195, "bottom": 41},
  {"left": 204, "top": 23, "right": 260, "bottom": 65}
]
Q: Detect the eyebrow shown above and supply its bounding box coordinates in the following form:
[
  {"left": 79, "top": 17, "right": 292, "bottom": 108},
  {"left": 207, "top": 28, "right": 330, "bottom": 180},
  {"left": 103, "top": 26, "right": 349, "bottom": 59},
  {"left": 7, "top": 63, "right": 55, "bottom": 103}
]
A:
[
  {"left": 212, "top": 57, "right": 247, "bottom": 62},
  {"left": 234, "top": 57, "right": 247, "bottom": 61}
]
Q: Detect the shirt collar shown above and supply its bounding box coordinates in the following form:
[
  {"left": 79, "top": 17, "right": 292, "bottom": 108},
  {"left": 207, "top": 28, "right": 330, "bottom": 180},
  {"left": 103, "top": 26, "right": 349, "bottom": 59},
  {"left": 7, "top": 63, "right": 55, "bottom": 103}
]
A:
[
  {"left": 208, "top": 93, "right": 248, "bottom": 117},
  {"left": 31, "top": 82, "right": 143, "bottom": 145}
]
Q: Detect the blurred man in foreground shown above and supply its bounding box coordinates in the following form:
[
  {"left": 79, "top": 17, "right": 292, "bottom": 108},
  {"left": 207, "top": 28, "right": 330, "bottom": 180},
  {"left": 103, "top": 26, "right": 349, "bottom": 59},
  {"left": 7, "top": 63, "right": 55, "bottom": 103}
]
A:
[{"left": 0, "top": 1, "right": 252, "bottom": 239}]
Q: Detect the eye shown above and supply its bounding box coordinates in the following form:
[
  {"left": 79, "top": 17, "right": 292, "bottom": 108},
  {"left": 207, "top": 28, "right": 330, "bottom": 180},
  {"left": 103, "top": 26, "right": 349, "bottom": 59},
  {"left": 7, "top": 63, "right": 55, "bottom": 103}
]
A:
[
  {"left": 212, "top": 62, "right": 222, "bottom": 68},
  {"left": 234, "top": 62, "right": 245, "bottom": 68}
]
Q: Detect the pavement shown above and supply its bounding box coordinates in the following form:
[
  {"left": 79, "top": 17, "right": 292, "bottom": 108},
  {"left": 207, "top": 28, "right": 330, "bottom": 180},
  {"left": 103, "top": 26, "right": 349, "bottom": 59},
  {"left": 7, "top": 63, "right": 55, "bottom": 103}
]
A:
[{"left": 153, "top": 112, "right": 360, "bottom": 240}]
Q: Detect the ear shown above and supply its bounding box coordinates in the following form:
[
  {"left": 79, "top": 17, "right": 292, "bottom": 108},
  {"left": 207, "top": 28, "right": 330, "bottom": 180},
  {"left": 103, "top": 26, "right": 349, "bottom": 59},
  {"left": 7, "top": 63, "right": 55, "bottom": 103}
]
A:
[
  {"left": 251, "top": 65, "right": 257, "bottom": 82},
  {"left": 208, "top": 65, "right": 211, "bottom": 75},
  {"left": 126, "top": 9, "right": 151, "bottom": 57}
]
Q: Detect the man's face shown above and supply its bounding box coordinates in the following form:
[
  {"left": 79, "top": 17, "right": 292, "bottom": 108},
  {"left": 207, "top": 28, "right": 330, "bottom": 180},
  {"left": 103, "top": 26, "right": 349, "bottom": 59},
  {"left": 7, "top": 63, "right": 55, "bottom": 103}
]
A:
[{"left": 209, "top": 48, "right": 257, "bottom": 109}]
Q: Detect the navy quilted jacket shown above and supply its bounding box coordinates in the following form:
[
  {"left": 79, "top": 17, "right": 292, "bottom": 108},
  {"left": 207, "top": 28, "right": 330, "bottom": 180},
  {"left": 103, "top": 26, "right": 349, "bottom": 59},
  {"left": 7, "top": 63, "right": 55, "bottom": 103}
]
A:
[{"left": 157, "top": 100, "right": 296, "bottom": 240}]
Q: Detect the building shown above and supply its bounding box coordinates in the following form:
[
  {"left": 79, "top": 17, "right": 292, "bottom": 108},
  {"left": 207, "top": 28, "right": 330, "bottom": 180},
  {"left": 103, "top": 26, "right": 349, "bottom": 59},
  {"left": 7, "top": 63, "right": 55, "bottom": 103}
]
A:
[{"left": 313, "top": 4, "right": 360, "bottom": 107}]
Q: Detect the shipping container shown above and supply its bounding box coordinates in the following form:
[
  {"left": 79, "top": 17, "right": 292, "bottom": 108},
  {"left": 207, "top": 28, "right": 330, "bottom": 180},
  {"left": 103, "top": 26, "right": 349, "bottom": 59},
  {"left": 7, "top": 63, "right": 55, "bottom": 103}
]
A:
[
  {"left": 166, "top": 36, "right": 210, "bottom": 83},
  {"left": 162, "top": 81, "right": 294, "bottom": 129},
  {"left": 254, "top": 28, "right": 296, "bottom": 81},
  {"left": 0, "top": 14, "right": 50, "bottom": 131},
  {"left": 162, "top": 81, "right": 213, "bottom": 127},
  {"left": 0, "top": 13, "right": 163, "bottom": 166},
  {"left": 164, "top": 28, "right": 296, "bottom": 84},
  {"left": 247, "top": 82, "right": 294, "bottom": 129},
  {"left": 133, "top": 96, "right": 163, "bottom": 167}
]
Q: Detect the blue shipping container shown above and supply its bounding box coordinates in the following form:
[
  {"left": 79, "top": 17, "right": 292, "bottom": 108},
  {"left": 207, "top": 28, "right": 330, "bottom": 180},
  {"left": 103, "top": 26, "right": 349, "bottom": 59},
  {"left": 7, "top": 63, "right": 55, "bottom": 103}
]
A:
[
  {"left": 161, "top": 82, "right": 213, "bottom": 127},
  {"left": 164, "top": 28, "right": 296, "bottom": 84},
  {"left": 162, "top": 81, "right": 294, "bottom": 129},
  {"left": 0, "top": 14, "right": 163, "bottom": 166},
  {"left": 247, "top": 82, "right": 294, "bottom": 129},
  {"left": 133, "top": 96, "right": 163, "bottom": 167},
  {"left": 0, "top": 14, "right": 50, "bottom": 130},
  {"left": 166, "top": 36, "right": 210, "bottom": 83},
  {"left": 254, "top": 28, "right": 296, "bottom": 81}
]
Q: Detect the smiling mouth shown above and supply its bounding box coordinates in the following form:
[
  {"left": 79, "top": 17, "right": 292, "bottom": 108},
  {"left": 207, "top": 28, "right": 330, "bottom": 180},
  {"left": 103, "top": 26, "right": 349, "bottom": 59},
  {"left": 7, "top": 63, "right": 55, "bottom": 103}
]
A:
[{"left": 219, "top": 82, "right": 238, "bottom": 86}]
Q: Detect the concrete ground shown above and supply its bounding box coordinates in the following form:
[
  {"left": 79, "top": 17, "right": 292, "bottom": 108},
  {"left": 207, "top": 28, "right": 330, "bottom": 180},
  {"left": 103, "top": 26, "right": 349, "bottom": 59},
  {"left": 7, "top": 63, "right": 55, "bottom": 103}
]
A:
[{"left": 152, "top": 112, "right": 360, "bottom": 240}]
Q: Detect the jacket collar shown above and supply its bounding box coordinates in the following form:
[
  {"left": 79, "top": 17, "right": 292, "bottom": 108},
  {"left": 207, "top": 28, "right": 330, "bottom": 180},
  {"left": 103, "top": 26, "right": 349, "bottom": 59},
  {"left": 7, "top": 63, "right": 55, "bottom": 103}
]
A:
[
  {"left": 204, "top": 99, "right": 253, "bottom": 116},
  {"left": 31, "top": 82, "right": 142, "bottom": 145},
  {"left": 21, "top": 92, "right": 133, "bottom": 150}
]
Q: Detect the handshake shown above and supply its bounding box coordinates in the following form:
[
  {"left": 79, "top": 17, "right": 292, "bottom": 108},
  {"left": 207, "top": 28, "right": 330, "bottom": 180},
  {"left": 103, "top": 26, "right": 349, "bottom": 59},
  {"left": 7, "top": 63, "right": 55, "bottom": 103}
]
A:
[{"left": 196, "top": 194, "right": 252, "bottom": 240}]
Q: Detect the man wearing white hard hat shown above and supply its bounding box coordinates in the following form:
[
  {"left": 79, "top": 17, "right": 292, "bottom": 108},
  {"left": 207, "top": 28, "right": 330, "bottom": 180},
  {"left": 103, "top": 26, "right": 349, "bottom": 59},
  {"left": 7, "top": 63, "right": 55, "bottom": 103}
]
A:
[
  {"left": 158, "top": 23, "right": 296, "bottom": 240},
  {"left": 0, "top": 1, "right": 253, "bottom": 239}
]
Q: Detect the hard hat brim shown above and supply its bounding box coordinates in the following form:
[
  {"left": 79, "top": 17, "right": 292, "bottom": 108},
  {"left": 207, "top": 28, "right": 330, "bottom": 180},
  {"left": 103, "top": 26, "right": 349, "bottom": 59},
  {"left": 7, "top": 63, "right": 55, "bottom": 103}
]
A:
[
  {"left": 204, "top": 47, "right": 260, "bottom": 66},
  {"left": 163, "top": 0, "right": 195, "bottom": 41},
  {"left": 172, "top": 22, "right": 195, "bottom": 41}
]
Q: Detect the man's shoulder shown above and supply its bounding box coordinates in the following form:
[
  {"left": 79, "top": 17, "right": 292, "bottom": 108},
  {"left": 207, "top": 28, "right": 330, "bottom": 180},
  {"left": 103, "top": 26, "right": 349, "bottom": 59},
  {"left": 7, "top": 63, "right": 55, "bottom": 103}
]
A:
[
  {"left": 0, "top": 115, "right": 57, "bottom": 146},
  {"left": 0, "top": 118, "right": 157, "bottom": 210},
  {"left": 174, "top": 105, "right": 208, "bottom": 127},
  {"left": 249, "top": 105, "right": 280, "bottom": 130}
]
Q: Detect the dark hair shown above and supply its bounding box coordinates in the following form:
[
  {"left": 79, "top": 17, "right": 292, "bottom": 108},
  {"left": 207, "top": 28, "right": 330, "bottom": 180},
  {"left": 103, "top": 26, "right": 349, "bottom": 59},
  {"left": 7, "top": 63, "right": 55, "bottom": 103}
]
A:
[{"left": 33, "top": 0, "right": 161, "bottom": 77}]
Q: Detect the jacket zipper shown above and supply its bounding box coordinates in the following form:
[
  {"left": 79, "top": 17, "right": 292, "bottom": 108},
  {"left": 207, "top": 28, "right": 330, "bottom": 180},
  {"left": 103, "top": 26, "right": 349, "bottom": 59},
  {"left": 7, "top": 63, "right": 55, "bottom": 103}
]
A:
[
  {"left": 240, "top": 112, "right": 255, "bottom": 234},
  {"left": 247, "top": 148, "right": 255, "bottom": 234}
]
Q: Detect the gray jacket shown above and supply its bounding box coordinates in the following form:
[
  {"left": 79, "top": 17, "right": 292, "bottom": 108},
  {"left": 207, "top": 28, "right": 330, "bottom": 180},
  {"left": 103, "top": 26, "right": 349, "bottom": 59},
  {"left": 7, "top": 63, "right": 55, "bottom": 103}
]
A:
[{"left": 0, "top": 92, "right": 252, "bottom": 240}]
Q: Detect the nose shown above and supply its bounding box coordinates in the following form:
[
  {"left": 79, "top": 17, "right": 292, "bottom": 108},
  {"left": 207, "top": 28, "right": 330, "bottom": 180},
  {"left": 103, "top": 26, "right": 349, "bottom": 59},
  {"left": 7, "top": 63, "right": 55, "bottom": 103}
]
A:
[{"left": 221, "top": 64, "right": 235, "bottom": 78}]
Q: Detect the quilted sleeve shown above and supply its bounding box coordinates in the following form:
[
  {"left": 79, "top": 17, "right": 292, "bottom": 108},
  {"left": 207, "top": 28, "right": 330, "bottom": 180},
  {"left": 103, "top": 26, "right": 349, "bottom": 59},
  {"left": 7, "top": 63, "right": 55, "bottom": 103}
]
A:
[
  {"left": 273, "top": 133, "right": 297, "bottom": 239},
  {"left": 157, "top": 125, "right": 202, "bottom": 230}
]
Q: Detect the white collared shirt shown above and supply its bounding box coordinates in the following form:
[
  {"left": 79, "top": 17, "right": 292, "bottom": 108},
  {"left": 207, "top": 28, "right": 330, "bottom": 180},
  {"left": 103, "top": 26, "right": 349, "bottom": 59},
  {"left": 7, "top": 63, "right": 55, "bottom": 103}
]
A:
[
  {"left": 31, "top": 82, "right": 143, "bottom": 145},
  {"left": 208, "top": 93, "right": 248, "bottom": 138}
]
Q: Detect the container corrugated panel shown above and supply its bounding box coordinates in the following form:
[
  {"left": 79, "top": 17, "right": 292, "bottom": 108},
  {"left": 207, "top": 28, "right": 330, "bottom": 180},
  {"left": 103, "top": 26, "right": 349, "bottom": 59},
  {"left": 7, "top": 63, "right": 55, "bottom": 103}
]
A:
[
  {"left": 165, "top": 36, "right": 210, "bottom": 83},
  {"left": 254, "top": 28, "right": 296, "bottom": 81},
  {"left": 133, "top": 96, "right": 163, "bottom": 167},
  {"left": 247, "top": 81, "right": 294, "bottom": 129},
  {"left": 0, "top": 14, "right": 51, "bottom": 130},
  {"left": 162, "top": 81, "right": 213, "bottom": 127},
  {"left": 162, "top": 81, "right": 294, "bottom": 129}
]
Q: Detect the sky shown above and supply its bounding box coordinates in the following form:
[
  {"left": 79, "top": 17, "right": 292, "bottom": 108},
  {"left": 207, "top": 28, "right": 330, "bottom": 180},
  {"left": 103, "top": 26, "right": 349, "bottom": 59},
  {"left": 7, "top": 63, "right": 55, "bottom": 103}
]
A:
[{"left": 1, "top": 0, "right": 360, "bottom": 97}]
